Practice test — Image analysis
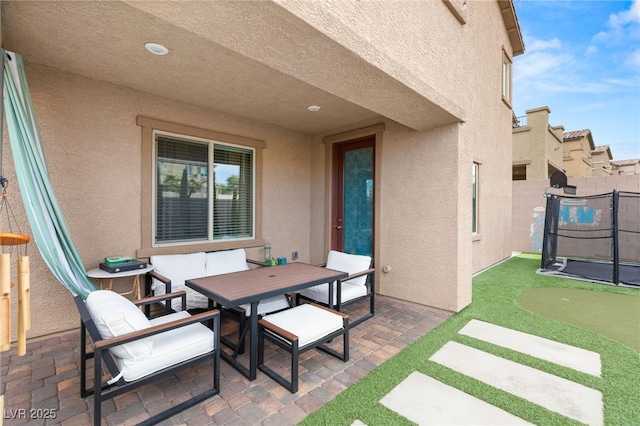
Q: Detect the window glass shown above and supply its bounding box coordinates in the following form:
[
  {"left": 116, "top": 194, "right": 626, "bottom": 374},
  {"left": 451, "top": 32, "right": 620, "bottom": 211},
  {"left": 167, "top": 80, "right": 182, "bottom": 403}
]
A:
[
  {"left": 213, "top": 145, "right": 253, "bottom": 240},
  {"left": 472, "top": 163, "right": 478, "bottom": 234},
  {"left": 155, "top": 134, "right": 253, "bottom": 245},
  {"left": 502, "top": 51, "right": 512, "bottom": 102}
]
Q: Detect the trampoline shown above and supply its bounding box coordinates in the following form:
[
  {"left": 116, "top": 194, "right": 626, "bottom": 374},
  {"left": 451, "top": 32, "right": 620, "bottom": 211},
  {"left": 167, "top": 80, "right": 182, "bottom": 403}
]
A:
[{"left": 539, "top": 189, "right": 640, "bottom": 287}]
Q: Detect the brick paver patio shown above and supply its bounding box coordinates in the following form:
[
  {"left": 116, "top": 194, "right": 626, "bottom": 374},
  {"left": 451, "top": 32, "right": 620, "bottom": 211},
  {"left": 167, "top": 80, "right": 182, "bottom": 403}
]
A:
[{"left": 1, "top": 296, "right": 450, "bottom": 425}]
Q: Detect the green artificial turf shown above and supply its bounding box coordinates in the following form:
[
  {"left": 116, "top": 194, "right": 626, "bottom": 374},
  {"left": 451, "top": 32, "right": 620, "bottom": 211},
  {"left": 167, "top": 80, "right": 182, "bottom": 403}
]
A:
[
  {"left": 301, "top": 253, "right": 640, "bottom": 426},
  {"left": 518, "top": 287, "right": 640, "bottom": 352}
]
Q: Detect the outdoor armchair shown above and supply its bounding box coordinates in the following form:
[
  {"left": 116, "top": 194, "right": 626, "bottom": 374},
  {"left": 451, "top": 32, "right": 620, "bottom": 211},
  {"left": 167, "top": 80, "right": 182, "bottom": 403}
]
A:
[
  {"left": 75, "top": 290, "right": 220, "bottom": 426},
  {"left": 296, "top": 250, "right": 375, "bottom": 327}
]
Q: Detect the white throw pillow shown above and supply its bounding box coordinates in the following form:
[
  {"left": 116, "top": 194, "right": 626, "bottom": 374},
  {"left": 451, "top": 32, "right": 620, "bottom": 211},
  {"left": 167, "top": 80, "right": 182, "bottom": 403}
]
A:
[
  {"left": 85, "top": 290, "right": 153, "bottom": 361},
  {"left": 205, "top": 249, "right": 249, "bottom": 276},
  {"left": 150, "top": 252, "right": 208, "bottom": 310}
]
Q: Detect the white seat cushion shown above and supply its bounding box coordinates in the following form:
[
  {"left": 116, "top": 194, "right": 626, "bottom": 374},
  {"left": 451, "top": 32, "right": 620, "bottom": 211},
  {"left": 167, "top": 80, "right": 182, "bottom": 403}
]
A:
[
  {"left": 150, "top": 252, "right": 208, "bottom": 311},
  {"left": 299, "top": 251, "right": 371, "bottom": 305},
  {"left": 298, "top": 282, "right": 367, "bottom": 306},
  {"left": 85, "top": 290, "right": 153, "bottom": 361},
  {"left": 262, "top": 304, "right": 344, "bottom": 347},
  {"left": 240, "top": 295, "right": 291, "bottom": 317},
  {"left": 205, "top": 249, "right": 249, "bottom": 276},
  {"left": 116, "top": 311, "right": 215, "bottom": 382},
  {"left": 326, "top": 250, "right": 371, "bottom": 286}
]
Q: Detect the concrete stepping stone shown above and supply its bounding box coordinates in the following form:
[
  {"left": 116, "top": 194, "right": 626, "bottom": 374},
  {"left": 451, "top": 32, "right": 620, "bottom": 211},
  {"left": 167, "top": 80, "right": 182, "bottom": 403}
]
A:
[
  {"left": 430, "top": 341, "right": 603, "bottom": 426},
  {"left": 459, "top": 319, "right": 601, "bottom": 376},
  {"left": 380, "top": 371, "right": 533, "bottom": 425}
]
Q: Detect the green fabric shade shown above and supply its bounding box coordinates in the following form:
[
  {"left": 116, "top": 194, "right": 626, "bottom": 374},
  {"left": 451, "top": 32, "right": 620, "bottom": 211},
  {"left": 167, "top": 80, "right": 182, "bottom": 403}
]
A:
[{"left": 2, "top": 50, "right": 97, "bottom": 298}]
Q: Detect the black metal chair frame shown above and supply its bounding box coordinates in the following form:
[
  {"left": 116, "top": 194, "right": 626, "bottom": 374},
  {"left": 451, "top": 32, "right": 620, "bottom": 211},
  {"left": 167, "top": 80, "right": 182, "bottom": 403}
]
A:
[
  {"left": 258, "top": 304, "right": 349, "bottom": 393},
  {"left": 145, "top": 268, "right": 248, "bottom": 352},
  {"left": 75, "top": 291, "right": 220, "bottom": 426},
  {"left": 295, "top": 266, "right": 375, "bottom": 328}
]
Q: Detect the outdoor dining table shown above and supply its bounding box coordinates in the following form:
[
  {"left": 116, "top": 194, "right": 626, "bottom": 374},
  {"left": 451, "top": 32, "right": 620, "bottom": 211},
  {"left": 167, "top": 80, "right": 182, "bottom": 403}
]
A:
[{"left": 185, "top": 262, "right": 348, "bottom": 380}]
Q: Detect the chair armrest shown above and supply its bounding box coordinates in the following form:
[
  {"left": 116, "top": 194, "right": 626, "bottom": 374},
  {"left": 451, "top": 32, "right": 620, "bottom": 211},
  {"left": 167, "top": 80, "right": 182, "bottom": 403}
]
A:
[
  {"left": 147, "top": 269, "right": 170, "bottom": 284},
  {"left": 95, "top": 309, "right": 220, "bottom": 351},
  {"left": 345, "top": 268, "right": 375, "bottom": 281},
  {"left": 146, "top": 269, "right": 172, "bottom": 295},
  {"left": 134, "top": 291, "right": 186, "bottom": 307},
  {"left": 247, "top": 258, "right": 268, "bottom": 267},
  {"left": 259, "top": 318, "right": 298, "bottom": 343}
]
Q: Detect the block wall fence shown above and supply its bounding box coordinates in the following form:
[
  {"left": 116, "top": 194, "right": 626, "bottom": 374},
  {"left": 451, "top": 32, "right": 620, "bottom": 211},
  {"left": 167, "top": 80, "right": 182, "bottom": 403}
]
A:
[{"left": 512, "top": 175, "right": 640, "bottom": 256}]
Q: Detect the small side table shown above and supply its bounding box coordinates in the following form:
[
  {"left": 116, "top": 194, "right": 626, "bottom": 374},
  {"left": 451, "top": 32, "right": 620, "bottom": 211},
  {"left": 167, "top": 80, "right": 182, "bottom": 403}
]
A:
[{"left": 86, "top": 265, "right": 154, "bottom": 300}]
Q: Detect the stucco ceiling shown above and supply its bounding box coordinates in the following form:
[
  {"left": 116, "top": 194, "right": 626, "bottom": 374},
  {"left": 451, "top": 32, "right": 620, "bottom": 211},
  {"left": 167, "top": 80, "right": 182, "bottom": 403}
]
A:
[{"left": 1, "top": 1, "right": 463, "bottom": 135}]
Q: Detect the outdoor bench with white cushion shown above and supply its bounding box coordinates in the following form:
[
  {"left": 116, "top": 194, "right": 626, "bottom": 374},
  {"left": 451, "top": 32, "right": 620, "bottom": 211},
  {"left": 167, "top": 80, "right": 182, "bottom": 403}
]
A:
[
  {"left": 258, "top": 303, "right": 349, "bottom": 393},
  {"left": 145, "top": 248, "right": 291, "bottom": 354}
]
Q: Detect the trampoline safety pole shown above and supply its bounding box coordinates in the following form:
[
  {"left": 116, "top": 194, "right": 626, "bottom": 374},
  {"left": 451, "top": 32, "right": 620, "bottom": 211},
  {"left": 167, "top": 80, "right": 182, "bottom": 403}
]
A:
[{"left": 612, "top": 190, "right": 619, "bottom": 285}]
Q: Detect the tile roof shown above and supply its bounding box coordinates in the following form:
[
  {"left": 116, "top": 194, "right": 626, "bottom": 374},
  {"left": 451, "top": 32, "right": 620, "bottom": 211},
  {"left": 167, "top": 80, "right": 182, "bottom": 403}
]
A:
[
  {"left": 611, "top": 159, "right": 640, "bottom": 166},
  {"left": 591, "top": 145, "right": 612, "bottom": 160},
  {"left": 563, "top": 129, "right": 591, "bottom": 141}
]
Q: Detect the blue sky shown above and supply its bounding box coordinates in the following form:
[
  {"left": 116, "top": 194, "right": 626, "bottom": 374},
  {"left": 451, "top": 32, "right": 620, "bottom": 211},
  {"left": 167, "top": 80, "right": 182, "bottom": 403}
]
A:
[{"left": 512, "top": 0, "right": 640, "bottom": 161}]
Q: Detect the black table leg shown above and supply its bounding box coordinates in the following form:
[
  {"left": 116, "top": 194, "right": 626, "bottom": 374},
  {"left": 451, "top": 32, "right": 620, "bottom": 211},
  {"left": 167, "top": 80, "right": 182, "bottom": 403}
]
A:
[{"left": 249, "top": 301, "right": 259, "bottom": 380}]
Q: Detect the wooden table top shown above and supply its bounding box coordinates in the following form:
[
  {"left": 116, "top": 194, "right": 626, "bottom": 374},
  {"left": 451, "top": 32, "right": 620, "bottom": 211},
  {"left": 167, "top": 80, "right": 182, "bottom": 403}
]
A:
[{"left": 186, "top": 262, "right": 348, "bottom": 307}]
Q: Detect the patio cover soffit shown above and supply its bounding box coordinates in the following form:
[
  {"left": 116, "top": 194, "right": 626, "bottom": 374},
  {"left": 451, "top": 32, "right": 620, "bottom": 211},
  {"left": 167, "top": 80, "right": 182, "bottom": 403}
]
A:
[{"left": 2, "top": 0, "right": 463, "bottom": 134}]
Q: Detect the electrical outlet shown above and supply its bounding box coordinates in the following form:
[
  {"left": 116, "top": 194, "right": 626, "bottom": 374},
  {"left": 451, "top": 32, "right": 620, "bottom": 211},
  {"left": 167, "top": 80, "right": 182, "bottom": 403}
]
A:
[{"left": 292, "top": 251, "right": 298, "bottom": 261}]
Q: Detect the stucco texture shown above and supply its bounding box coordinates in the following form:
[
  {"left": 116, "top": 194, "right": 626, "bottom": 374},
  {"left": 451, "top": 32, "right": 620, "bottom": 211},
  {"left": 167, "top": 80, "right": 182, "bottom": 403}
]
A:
[
  {"left": 2, "top": 0, "right": 518, "bottom": 339},
  {"left": 3, "top": 62, "right": 315, "bottom": 338}
]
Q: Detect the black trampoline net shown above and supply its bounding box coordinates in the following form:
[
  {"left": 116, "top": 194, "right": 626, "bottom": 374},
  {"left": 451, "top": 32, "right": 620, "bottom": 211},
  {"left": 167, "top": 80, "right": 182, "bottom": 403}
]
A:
[
  {"left": 541, "top": 190, "right": 640, "bottom": 286},
  {"left": 619, "top": 192, "right": 640, "bottom": 264}
]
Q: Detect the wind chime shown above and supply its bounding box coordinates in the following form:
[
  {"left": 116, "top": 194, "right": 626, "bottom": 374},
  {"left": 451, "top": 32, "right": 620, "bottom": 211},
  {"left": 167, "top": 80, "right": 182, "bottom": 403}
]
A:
[{"left": 0, "top": 175, "right": 30, "bottom": 356}]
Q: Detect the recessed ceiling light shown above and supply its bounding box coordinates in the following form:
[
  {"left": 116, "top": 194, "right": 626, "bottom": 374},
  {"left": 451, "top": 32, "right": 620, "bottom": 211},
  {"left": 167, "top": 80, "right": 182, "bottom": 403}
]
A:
[
  {"left": 307, "top": 105, "right": 321, "bottom": 112},
  {"left": 145, "top": 42, "right": 169, "bottom": 55}
]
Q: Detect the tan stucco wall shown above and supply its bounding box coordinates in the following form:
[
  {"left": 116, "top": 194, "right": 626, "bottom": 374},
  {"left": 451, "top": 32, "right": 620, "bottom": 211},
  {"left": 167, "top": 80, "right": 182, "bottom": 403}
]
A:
[
  {"left": 513, "top": 107, "right": 564, "bottom": 180},
  {"left": 512, "top": 175, "right": 640, "bottom": 255},
  {"left": 3, "top": 62, "right": 316, "bottom": 339},
  {"left": 465, "top": 2, "right": 515, "bottom": 279},
  {"left": 591, "top": 151, "right": 612, "bottom": 176},
  {"left": 564, "top": 137, "right": 594, "bottom": 178},
  {"left": 4, "top": 0, "right": 518, "bottom": 339},
  {"left": 276, "top": 0, "right": 467, "bottom": 119},
  {"left": 307, "top": 1, "right": 515, "bottom": 311}
]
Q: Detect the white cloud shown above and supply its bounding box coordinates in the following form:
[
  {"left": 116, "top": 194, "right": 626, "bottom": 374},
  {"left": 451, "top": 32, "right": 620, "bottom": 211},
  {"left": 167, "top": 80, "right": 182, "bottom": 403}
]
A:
[
  {"left": 515, "top": 34, "right": 571, "bottom": 84},
  {"left": 524, "top": 35, "right": 562, "bottom": 52},
  {"left": 604, "top": 76, "right": 640, "bottom": 87},
  {"left": 626, "top": 48, "right": 640, "bottom": 67},
  {"left": 608, "top": 0, "right": 640, "bottom": 27},
  {"left": 592, "top": 0, "right": 640, "bottom": 43}
]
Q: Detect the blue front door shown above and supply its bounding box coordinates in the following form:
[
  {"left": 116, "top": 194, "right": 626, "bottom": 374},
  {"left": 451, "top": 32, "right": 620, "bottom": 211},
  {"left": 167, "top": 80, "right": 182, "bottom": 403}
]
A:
[{"left": 332, "top": 138, "right": 374, "bottom": 256}]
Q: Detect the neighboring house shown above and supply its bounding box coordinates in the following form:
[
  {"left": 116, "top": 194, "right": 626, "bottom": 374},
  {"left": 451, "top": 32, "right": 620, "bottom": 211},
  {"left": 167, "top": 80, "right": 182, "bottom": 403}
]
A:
[
  {"left": 591, "top": 145, "right": 613, "bottom": 176},
  {"left": 0, "top": 0, "right": 524, "bottom": 338},
  {"left": 514, "top": 110, "right": 637, "bottom": 179},
  {"left": 563, "top": 129, "right": 596, "bottom": 178},
  {"left": 611, "top": 159, "right": 640, "bottom": 175},
  {"left": 512, "top": 106, "right": 564, "bottom": 180}
]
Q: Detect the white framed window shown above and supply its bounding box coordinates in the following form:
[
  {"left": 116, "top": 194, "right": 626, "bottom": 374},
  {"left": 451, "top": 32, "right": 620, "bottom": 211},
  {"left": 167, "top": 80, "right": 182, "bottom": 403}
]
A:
[
  {"left": 502, "top": 49, "right": 512, "bottom": 103},
  {"left": 153, "top": 131, "right": 255, "bottom": 246},
  {"left": 472, "top": 162, "right": 479, "bottom": 234}
]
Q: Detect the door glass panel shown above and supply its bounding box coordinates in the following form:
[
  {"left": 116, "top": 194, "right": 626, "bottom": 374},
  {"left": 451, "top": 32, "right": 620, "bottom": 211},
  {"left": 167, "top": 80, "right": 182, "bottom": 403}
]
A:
[{"left": 343, "top": 147, "right": 373, "bottom": 256}]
